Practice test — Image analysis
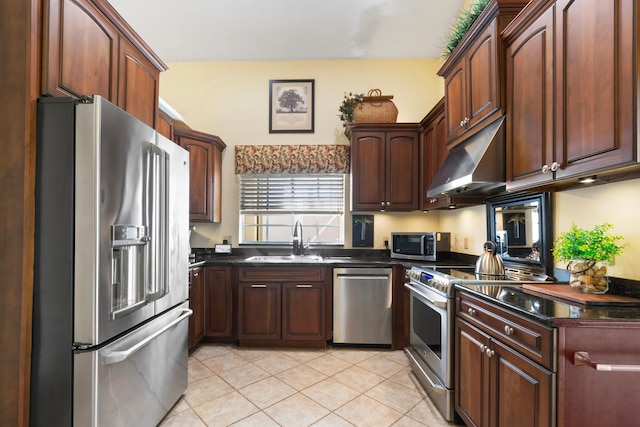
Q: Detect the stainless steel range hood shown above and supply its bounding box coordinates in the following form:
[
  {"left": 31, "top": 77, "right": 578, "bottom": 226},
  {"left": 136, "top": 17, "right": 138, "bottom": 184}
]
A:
[{"left": 427, "top": 116, "right": 506, "bottom": 198}]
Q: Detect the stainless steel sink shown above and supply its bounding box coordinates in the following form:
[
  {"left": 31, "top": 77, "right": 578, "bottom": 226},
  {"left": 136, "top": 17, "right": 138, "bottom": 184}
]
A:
[{"left": 244, "top": 254, "right": 324, "bottom": 262}]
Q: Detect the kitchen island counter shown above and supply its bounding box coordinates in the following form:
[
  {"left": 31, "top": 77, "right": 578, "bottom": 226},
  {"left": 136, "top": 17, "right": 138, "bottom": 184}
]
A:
[
  {"left": 456, "top": 282, "right": 640, "bottom": 427},
  {"left": 455, "top": 283, "right": 640, "bottom": 325}
]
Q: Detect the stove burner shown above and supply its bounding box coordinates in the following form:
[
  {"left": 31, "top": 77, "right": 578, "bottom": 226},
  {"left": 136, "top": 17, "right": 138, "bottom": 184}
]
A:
[{"left": 408, "top": 264, "right": 552, "bottom": 298}]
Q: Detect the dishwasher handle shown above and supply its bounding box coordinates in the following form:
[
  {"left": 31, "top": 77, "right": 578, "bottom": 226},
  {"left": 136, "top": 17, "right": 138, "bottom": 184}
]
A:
[{"left": 335, "top": 274, "right": 390, "bottom": 280}]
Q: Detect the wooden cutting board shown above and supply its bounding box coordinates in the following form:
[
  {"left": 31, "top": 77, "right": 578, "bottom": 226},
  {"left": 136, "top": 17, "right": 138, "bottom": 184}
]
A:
[{"left": 522, "top": 284, "right": 640, "bottom": 306}]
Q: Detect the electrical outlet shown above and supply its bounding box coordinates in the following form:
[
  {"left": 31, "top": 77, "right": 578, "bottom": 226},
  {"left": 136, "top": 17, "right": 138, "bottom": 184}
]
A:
[{"left": 464, "top": 237, "right": 469, "bottom": 249}]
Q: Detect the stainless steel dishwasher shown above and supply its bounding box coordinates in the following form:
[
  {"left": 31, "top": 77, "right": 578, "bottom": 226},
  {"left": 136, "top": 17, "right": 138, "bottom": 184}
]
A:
[{"left": 333, "top": 267, "right": 393, "bottom": 345}]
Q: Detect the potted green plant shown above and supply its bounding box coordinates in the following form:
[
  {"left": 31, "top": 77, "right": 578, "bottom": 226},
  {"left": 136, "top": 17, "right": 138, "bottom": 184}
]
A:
[
  {"left": 553, "top": 222, "right": 624, "bottom": 293},
  {"left": 338, "top": 92, "right": 364, "bottom": 127},
  {"left": 442, "top": 0, "right": 490, "bottom": 58}
]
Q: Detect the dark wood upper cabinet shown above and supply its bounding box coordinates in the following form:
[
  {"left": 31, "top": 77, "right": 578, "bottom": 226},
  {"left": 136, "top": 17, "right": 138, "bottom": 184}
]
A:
[
  {"left": 157, "top": 110, "right": 176, "bottom": 141},
  {"left": 41, "top": 0, "right": 166, "bottom": 128},
  {"left": 419, "top": 99, "right": 448, "bottom": 210},
  {"left": 348, "top": 123, "right": 420, "bottom": 211},
  {"left": 117, "top": 37, "right": 159, "bottom": 128},
  {"left": 504, "top": 0, "right": 639, "bottom": 191},
  {"left": 438, "top": 0, "right": 528, "bottom": 148},
  {"left": 174, "top": 127, "right": 226, "bottom": 223},
  {"left": 554, "top": 0, "right": 636, "bottom": 179},
  {"left": 504, "top": 2, "right": 556, "bottom": 189},
  {"left": 42, "top": 0, "right": 119, "bottom": 100}
]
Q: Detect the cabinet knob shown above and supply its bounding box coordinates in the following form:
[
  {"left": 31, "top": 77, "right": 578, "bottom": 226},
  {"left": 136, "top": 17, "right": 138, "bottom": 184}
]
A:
[
  {"left": 381, "top": 202, "right": 386, "bottom": 207},
  {"left": 467, "top": 308, "right": 476, "bottom": 316},
  {"left": 386, "top": 201, "right": 390, "bottom": 206},
  {"left": 504, "top": 325, "right": 514, "bottom": 335},
  {"left": 460, "top": 120, "right": 464, "bottom": 128},
  {"left": 464, "top": 117, "right": 470, "bottom": 125},
  {"left": 542, "top": 162, "right": 559, "bottom": 174},
  {"left": 485, "top": 348, "right": 495, "bottom": 358},
  {"left": 480, "top": 344, "right": 487, "bottom": 353}
]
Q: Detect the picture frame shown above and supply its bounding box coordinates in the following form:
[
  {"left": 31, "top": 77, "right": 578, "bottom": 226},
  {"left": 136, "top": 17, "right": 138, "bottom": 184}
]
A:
[
  {"left": 269, "top": 79, "right": 314, "bottom": 133},
  {"left": 503, "top": 212, "right": 527, "bottom": 246},
  {"left": 352, "top": 215, "right": 374, "bottom": 247}
]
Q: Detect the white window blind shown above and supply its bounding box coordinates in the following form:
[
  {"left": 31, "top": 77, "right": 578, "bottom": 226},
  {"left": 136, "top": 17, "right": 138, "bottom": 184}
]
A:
[
  {"left": 240, "top": 174, "right": 344, "bottom": 213},
  {"left": 239, "top": 174, "right": 345, "bottom": 245}
]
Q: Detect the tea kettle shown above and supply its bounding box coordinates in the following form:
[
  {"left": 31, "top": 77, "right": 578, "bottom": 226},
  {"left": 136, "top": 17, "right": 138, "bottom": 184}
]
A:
[{"left": 475, "top": 241, "right": 505, "bottom": 280}]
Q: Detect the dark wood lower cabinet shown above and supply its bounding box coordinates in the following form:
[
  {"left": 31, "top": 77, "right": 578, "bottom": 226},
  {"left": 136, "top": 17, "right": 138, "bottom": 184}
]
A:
[
  {"left": 188, "top": 267, "right": 204, "bottom": 350},
  {"left": 456, "top": 319, "right": 553, "bottom": 427},
  {"left": 189, "top": 266, "right": 234, "bottom": 350},
  {"left": 456, "top": 319, "right": 490, "bottom": 427},
  {"left": 237, "top": 266, "right": 329, "bottom": 347},
  {"left": 282, "top": 282, "right": 325, "bottom": 341},
  {"left": 556, "top": 321, "right": 640, "bottom": 427},
  {"left": 203, "top": 266, "right": 233, "bottom": 339},
  {"left": 455, "top": 291, "right": 554, "bottom": 427},
  {"left": 238, "top": 282, "right": 281, "bottom": 341},
  {"left": 491, "top": 336, "right": 552, "bottom": 427}
]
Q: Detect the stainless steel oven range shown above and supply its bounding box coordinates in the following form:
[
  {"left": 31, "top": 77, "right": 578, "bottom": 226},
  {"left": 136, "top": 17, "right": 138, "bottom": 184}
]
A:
[
  {"left": 404, "top": 265, "right": 475, "bottom": 422},
  {"left": 404, "top": 264, "right": 551, "bottom": 422}
]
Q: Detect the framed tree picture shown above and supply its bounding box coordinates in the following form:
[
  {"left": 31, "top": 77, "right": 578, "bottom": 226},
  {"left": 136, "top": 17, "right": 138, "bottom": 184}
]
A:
[
  {"left": 352, "top": 215, "right": 374, "bottom": 247},
  {"left": 269, "top": 79, "right": 314, "bottom": 133},
  {"left": 504, "top": 212, "right": 527, "bottom": 246}
]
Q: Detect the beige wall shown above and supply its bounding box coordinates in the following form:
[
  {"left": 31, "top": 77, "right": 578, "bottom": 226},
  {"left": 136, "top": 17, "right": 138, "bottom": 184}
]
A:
[
  {"left": 160, "top": 59, "right": 446, "bottom": 250},
  {"left": 160, "top": 59, "right": 640, "bottom": 281},
  {"left": 554, "top": 179, "right": 639, "bottom": 279}
]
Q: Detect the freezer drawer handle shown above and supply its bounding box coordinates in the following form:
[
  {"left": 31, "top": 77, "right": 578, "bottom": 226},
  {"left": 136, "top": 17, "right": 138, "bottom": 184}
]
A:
[
  {"left": 574, "top": 351, "right": 640, "bottom": 372},
  {"left": 102, "top": 308, "right": 193, "bottom": 365}
]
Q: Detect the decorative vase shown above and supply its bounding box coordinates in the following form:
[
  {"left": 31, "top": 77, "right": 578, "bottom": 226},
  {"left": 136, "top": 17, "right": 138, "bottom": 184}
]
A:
[{"left": 567, "top": 260, "right": 609, "bottom": 294}]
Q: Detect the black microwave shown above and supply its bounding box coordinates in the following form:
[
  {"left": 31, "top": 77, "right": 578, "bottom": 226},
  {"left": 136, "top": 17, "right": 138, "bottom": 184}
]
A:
[{"left": 390, "top": 232, "right": 451, "bottom": 261}]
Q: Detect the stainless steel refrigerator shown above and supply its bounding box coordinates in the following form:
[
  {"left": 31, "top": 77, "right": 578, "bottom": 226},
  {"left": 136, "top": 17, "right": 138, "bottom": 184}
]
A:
[{"left": 31, "top": 95, "right": 191, "bottom": 426}]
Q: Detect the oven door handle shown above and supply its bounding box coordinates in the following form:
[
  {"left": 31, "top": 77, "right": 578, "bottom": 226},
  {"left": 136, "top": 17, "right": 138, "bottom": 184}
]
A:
[{"left": 404, "top": 283, "right": 447, "bottom": 309}]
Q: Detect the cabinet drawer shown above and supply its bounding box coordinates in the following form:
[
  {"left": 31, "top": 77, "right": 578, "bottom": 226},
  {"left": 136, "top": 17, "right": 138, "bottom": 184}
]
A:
[
  {"left": 457, "top": 292, "right": 554, "bottom": 369},
  {"left": 237, "top": 266, "right": 326, "bottom": 282}
]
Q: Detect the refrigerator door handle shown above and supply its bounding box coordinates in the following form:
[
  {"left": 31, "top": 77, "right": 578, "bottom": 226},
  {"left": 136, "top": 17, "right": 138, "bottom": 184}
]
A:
[
  {"left": 144, "top": 145, "right": 169, "bottom": 302},
  {"left": 101, "top": 308, "right": 192, "bottom": 365}
]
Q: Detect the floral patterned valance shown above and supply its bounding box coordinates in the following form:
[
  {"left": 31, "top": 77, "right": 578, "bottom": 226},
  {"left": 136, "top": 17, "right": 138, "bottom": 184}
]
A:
[{"left": 235, "top": 145, "right": 350, "bottom": 174}]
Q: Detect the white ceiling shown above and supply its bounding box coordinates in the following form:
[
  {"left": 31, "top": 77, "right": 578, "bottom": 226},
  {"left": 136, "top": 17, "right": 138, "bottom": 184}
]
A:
[{"left": 107, "top": 0, "right": 466, "bottom": 62}]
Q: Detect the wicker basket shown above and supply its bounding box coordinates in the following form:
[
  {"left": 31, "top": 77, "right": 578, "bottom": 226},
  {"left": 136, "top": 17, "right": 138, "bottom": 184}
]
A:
[{"left": 353, "top": 89, "right": 398, "bottom": 123}]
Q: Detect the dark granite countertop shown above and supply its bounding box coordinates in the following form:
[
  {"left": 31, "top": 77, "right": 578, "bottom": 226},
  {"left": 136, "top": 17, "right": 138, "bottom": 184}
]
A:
[
  {"left": 455, "top": 283, "right": 640, "bottom": 326},
  {"left": 190, "top": 247, "right": 478, "bottom": 269},
  {"left": 194, "top": 254, "right": 398, "bottom": 268}
]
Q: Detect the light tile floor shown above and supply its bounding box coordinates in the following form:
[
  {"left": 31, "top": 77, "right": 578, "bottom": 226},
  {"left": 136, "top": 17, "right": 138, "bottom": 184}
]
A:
[{"left": 160, "top": 344, "right": 459, "bottom": 427}]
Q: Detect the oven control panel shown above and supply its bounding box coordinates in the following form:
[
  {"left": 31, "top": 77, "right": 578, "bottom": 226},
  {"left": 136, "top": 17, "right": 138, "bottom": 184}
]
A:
[{"left": 407, "top": 267, "right": 451, "bottom": 295}]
